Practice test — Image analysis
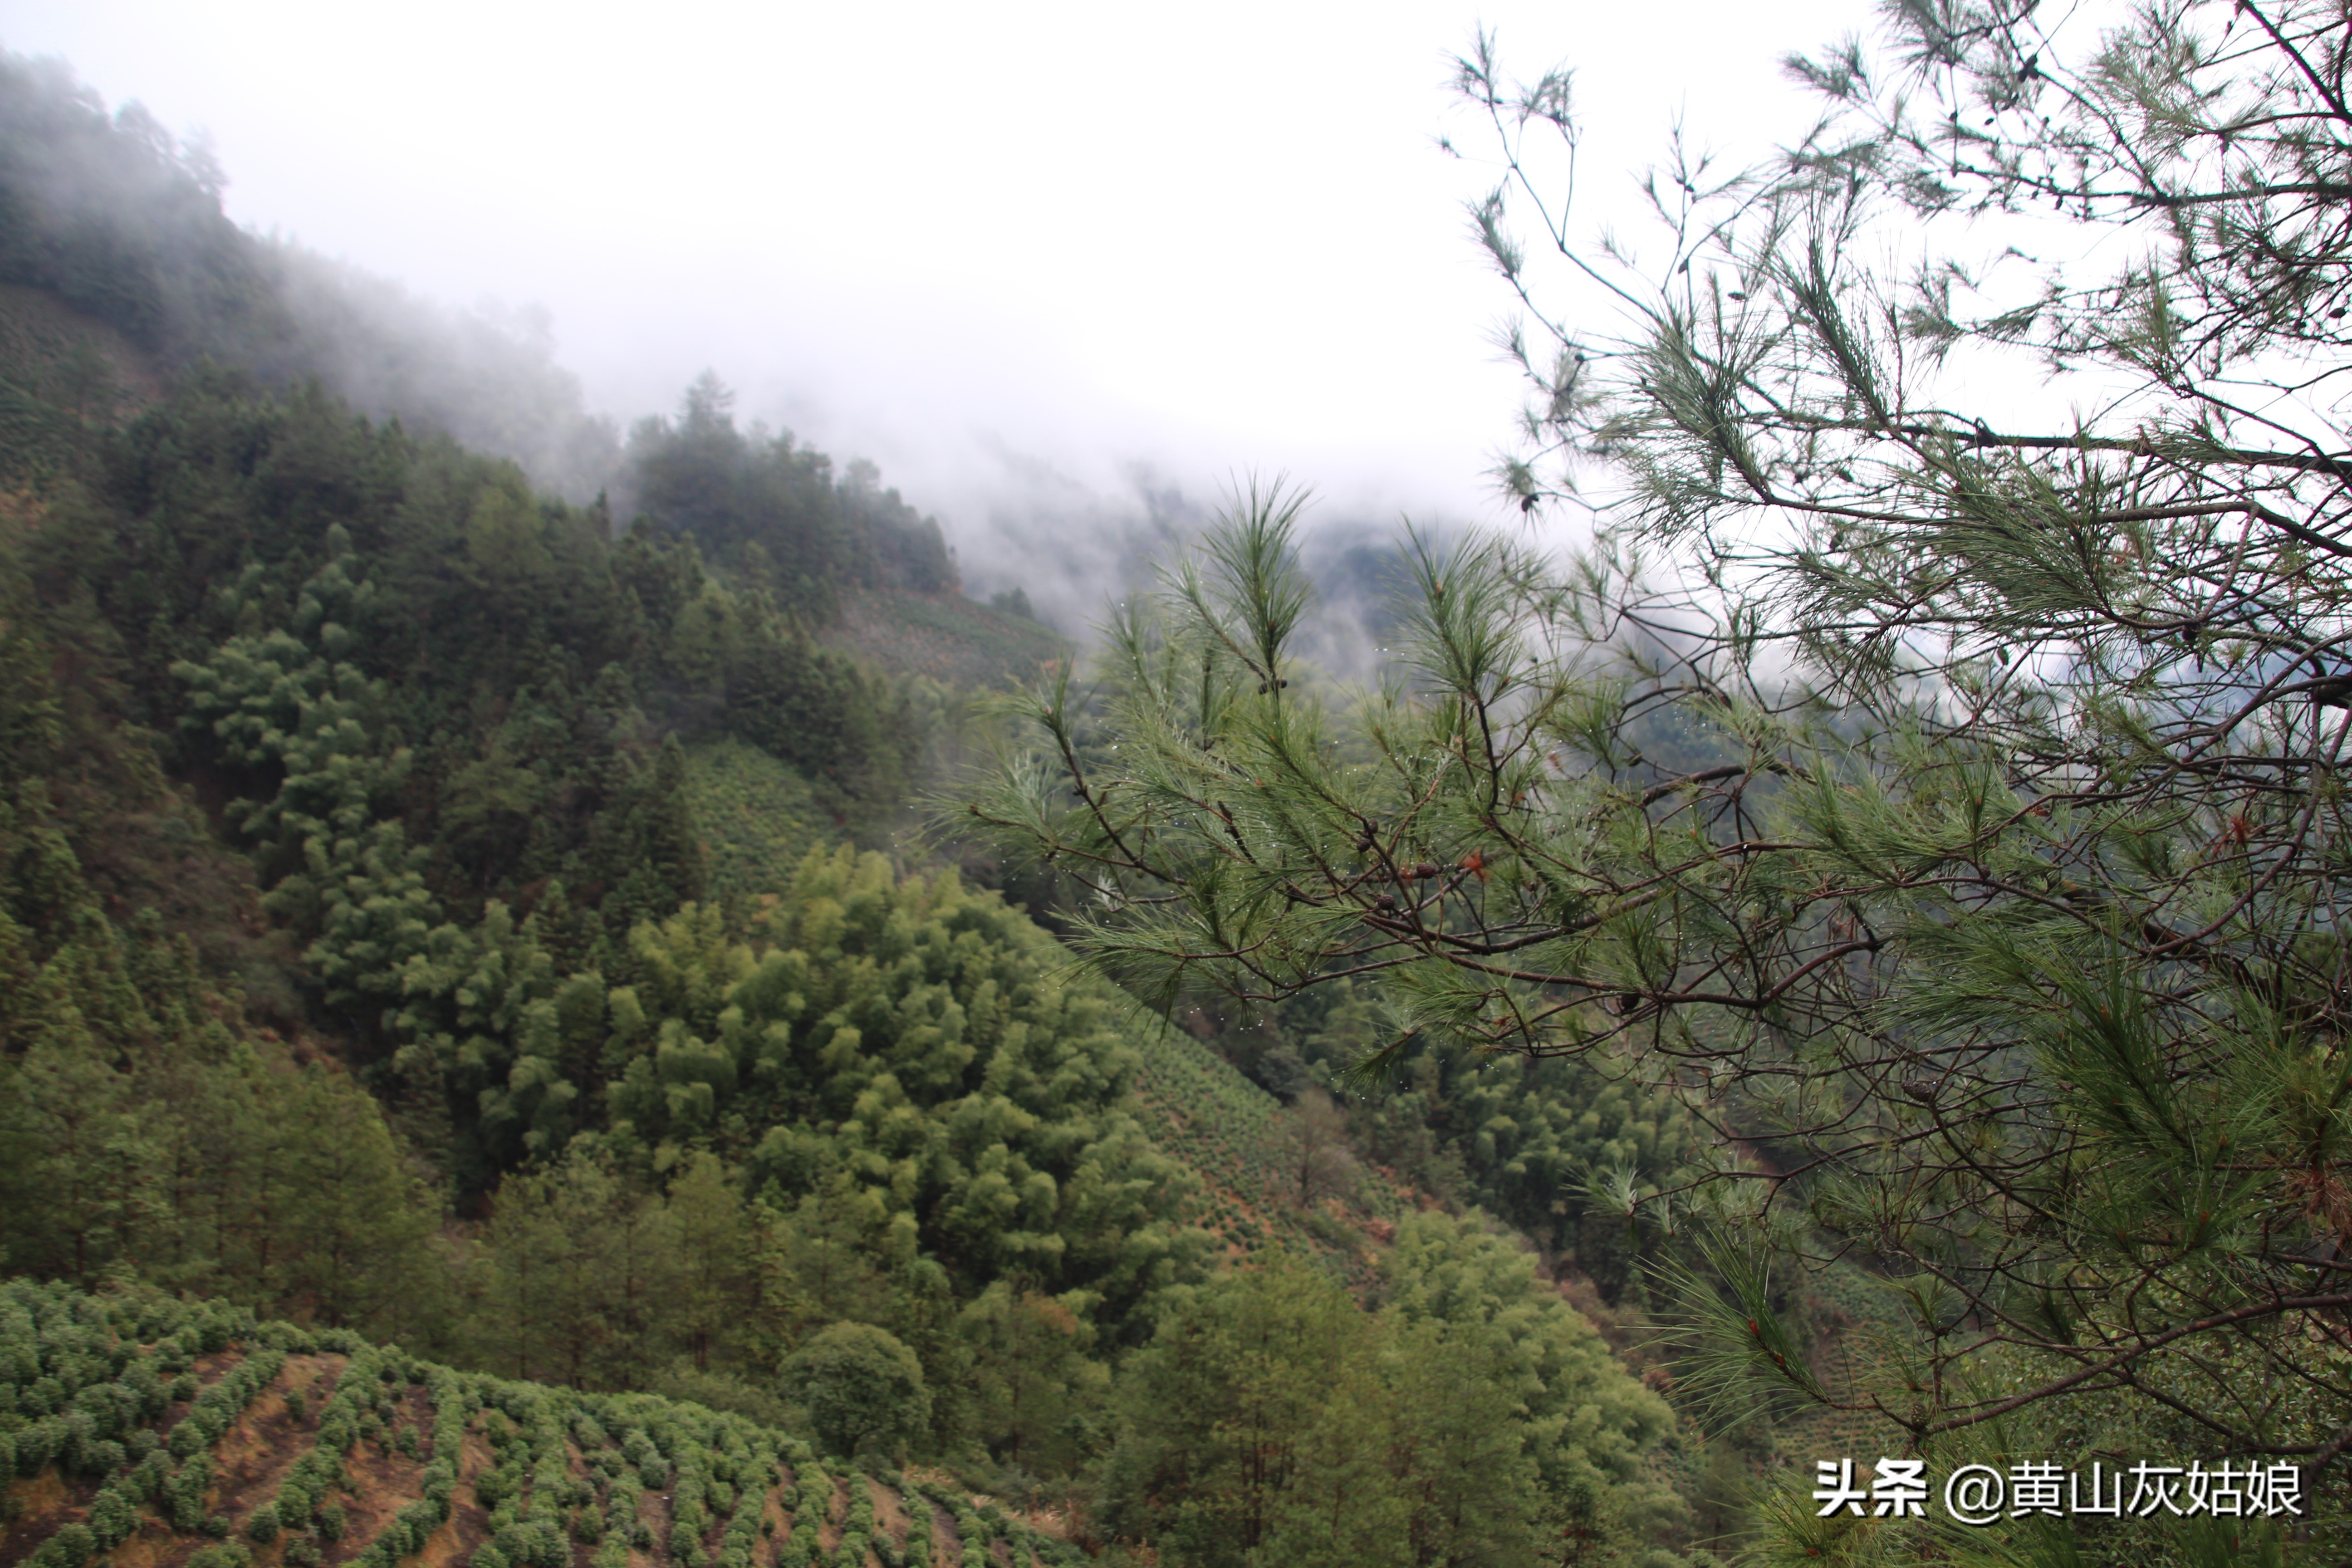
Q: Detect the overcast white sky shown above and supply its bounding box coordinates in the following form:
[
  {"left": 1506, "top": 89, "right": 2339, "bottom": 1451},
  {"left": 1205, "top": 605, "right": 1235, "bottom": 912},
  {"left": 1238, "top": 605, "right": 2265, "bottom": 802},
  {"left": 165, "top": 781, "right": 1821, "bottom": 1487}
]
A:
[{"left": 4, "top": 0, "right": 1866, "bottom": 573}]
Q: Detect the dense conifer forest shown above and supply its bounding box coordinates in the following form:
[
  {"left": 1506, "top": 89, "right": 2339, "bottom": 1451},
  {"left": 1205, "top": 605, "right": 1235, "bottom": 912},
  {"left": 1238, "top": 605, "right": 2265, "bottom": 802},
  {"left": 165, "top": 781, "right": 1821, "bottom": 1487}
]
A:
[{"left": 0, "top": 48, "right": 1711, "bottom": 1568}]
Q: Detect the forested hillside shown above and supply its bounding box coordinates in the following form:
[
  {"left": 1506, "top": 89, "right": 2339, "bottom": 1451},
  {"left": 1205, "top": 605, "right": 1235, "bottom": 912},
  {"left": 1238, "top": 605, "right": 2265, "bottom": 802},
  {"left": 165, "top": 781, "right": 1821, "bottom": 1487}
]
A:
[
  {"left": 17, "top": 0, "right": 2345, "bottom": 1559},
  {"left": 0, "top": 49, "right": 1708, "bottom": 1568},
  {"left": 0, "top": 54, "right": 603, "bottom": 496}
]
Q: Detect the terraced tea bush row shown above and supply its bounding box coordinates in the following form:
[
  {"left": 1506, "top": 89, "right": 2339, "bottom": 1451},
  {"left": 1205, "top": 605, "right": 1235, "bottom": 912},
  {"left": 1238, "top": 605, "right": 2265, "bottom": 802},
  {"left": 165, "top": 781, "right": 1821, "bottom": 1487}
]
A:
[
  {"left": 255, "top": 1343, "right": 387, "bottom": 1541},
  {"left": 576, "top": 1408, "right": 650, "bottom": 1568},
  {"left": 166, "top": 1345, "right": 286, "bottom": 1459},
  {"left": 710, "top": 1434, "right": 778, "bottom": 1568},
  {"left": 1, "top": 1286, "right": 1082, "bottom": 1568},
  {"left": 774, "top": 1453, "right": 828, "bottom": 1567},
  {"left": 510, "top": 1383, "right": 575, "bottom": 1546},
  {"left": 427, "top": 1365, "right": 467, "bottom": 1468},
  {"left": 163, "top": 1449, "right": 214, "bottom": 1532},
  {"left": 830, "top": 1471, "right": 876, "bottom": 1568},
  {"left": 469, "top": 1383, "right": 573, "bottom": 1568},
  {"left": 564, "top": 1408, "right": 614, "bottom": 1549},
  {"left": 909, "top": 1479, "right": 1081, "bottom": 1568},
  {"left": 334, "top": 1355, "right": 456, "bottom": 1568},
  {"left": 665, "top": 1408, "right": 719, "bottom": 1564}
]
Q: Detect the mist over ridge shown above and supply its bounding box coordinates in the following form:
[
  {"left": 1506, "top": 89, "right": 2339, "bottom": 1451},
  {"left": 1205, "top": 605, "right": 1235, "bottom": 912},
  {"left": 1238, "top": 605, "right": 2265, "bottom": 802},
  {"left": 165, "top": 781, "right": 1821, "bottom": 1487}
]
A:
[{"left": 0, "top": 43, "right": 1494, "bottom": 678}]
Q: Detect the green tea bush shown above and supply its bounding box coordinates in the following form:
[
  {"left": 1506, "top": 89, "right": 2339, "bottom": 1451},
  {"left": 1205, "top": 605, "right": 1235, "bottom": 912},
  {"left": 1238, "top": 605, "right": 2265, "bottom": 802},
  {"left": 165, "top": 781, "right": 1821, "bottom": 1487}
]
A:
[
  {"left": 166, "top": 1452, "right": 213, "bottom": 1530},
  {"left": 166, "top": 1346, "right": 285, "bottom": 1458},
  {"left": 85, "top": 1485, "right": 137, "bottom": 1548},
  {"left": 713, "top": 1437, "right": 776, "bottom": 1568},
  {"left": 778, "top": 1513, "right": 821, "bottom": 1567},
  {"left": 27, "top": 1522, "right": 95, "bottom": 1568},
  {"left": 256, "top": 1346, "right": 387, "bottom": 1540},
  {"left": 0, "top": 1285, "right": 1077, "bottom": 1568},
  {"left": 10, "top": 1418, "right": 57, "bottom": 1475},
  {"left": 123, "top": 1446, "right": 169, "bottom": 1499},
  {"left": 71, "top": 1432, "right": 123, "bottom": 1478}
]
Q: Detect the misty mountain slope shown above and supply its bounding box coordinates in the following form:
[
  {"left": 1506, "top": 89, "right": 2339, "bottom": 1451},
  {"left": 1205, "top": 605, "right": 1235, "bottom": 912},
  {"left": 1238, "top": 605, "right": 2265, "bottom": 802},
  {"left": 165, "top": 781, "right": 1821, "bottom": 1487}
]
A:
[
  {"left": 617, "top": 375, "right": 959, "bottom": 619},
  {"left": 0, "top": 55, "right": 274, "bottom": 364},
  {"left": 611, "top": 373, "right": 1060, "bottom": 690},
  {"left": 0, "top": 1280, "right": 1083, "bottom": 1568},
  {"left": 0, "top": 49, "right": 1245, "bottom": 695},
  {"left": 0, "top": 50, "right": 615, "bottom": 499},
  {"left": 823, "top": 588, "right": 1065, "bottom": 690},
  {"left": 0, "top": 279, "right": 162, "bottom": 484}
]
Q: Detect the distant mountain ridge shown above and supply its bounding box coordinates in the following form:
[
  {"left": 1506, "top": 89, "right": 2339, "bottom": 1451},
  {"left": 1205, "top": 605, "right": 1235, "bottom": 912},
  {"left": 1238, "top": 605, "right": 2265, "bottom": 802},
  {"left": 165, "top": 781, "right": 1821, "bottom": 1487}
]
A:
[{"left": 0, "top": 51, "right": 611, "bottom": 497}]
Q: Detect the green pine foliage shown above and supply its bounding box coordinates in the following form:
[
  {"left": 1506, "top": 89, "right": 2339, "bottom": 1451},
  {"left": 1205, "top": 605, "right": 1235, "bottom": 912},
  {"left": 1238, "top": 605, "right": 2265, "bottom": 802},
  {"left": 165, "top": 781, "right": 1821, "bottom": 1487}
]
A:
[{"left": 0, "top": 723, "right": 438, "bottom": 1324}]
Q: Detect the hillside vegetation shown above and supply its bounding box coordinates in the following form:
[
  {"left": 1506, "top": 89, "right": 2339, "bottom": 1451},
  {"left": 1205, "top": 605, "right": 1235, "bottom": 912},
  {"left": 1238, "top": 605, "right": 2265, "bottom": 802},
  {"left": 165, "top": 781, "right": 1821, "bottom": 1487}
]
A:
[
  {"left": 0, "top": 1279, "right": 1079, "bottom": 1568},
  {"left": 0, "top": 48, "right": 1710, "bottom": 1568}
]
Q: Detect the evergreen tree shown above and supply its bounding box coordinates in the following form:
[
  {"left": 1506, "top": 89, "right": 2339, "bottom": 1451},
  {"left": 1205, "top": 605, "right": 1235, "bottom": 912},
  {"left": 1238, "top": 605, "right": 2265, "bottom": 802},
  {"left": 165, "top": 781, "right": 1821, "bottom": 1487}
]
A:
[{"left": 956, "top": 1281, "right": 1107, "bottom": 1475}]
